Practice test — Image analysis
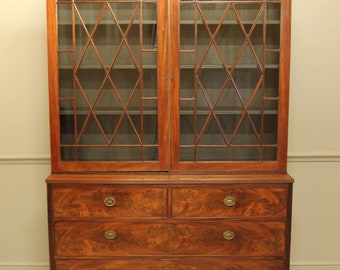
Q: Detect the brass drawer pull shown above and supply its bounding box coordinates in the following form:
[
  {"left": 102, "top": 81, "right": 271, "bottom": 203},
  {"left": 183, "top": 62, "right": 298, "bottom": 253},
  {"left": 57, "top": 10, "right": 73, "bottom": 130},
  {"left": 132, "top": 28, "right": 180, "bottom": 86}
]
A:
[
  {"left": 104, "top": 230, "right": 117, "bottom": 240},
  {"left": 224, "top": 195, "right": 236, "bottom": 207},
  {"left": 104, "top": 195, "right": 116, "bottom": 207},
  {"left": 223, "top": 230, "right": 235, "bottom": 240}
]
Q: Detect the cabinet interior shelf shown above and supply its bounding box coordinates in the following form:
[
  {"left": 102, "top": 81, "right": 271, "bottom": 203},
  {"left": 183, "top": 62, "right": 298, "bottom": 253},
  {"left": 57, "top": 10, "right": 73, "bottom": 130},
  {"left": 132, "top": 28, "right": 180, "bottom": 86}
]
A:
[
  {"left": 58, "top": 20, "right": 157, "bottom": 26},
  {"left": 58, "top": 20, "right": 280, "bottom": 26},
  {"left": 180, "top": 20, "right": 280, "bottom": 25},
  {"left": 59, "top": 64, "right": 279, "bottom": 70},
  {"left": 59, "top": 109, "right": 278, "bottom": 115}
]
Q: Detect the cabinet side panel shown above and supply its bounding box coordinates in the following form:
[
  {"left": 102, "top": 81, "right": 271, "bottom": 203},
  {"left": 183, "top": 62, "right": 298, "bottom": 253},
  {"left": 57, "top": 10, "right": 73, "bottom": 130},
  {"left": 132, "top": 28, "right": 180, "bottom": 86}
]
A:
[
  {"left": 277, "top": 0, "right": 292, "bottom": 170},
  {"left": 47, "top": 0, "right": 62, "bottom": 171}
]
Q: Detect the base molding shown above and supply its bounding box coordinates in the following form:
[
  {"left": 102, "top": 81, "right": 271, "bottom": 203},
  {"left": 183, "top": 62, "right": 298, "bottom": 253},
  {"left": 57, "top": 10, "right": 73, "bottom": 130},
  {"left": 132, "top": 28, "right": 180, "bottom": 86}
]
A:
[{"left": 0, "top": 263, "right": 339, "bottom": 270}]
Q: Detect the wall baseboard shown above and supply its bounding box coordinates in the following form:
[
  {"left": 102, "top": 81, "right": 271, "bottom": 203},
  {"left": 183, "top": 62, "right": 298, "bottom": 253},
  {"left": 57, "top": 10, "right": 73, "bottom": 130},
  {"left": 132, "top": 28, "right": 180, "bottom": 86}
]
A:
[{"left": 0, "top": 263, "right": 339, "bottom": 270}]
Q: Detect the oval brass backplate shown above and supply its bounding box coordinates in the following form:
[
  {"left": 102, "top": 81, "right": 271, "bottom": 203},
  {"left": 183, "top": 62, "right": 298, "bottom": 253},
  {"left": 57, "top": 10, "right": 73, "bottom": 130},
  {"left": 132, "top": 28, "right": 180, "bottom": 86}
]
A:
[
  {"left": 224, "top": 196, "right": 236, "bottom": 207},
  {"left": 104, "top": 230, "right": 117, "bottom": 240},
  {"left": 223, "top": 230, "right": 235, "bottom": 240},
  {"left": 104, "top": 196, "right": 116, "bottom": 207}
]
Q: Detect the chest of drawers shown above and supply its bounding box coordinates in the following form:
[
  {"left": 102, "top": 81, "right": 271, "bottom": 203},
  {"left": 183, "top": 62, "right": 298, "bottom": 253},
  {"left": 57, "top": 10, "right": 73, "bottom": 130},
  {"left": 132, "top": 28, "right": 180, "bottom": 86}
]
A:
[{"left": 47, "top": 174, "right": 293, "bottom": 270}]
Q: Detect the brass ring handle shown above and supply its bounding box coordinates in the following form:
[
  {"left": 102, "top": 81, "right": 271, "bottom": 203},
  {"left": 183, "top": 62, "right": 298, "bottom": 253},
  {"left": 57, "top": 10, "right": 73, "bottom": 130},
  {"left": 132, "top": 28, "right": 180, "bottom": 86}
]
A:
[
  {"left": 104, "top": 196, "right": 116, "bottom": 207},
  {"left": 104, "top": 230, "right": 117, "bottom": 240},
  {"left": 224, "top": 196, "right": 236, "bottom": 207},
  {"left": 223, "top": 230, "right": 235, "bottom": 240}
]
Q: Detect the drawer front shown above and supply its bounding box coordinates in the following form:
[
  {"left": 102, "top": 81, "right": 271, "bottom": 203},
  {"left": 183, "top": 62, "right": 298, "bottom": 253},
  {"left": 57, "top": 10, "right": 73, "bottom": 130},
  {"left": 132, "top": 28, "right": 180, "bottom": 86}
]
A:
[
  {"left": 172, "top": 185, "right": 288, "bottom": 217},
  {"left": 55, "top": 221, "right": 170, "bottom": 257},
  {"left": 170, "top": 221, "right": 286, "bottom": 256},
  {"left": 55, "top": 221, "right": 285, "bottom": 257},
  {"left": 52, "top": 187, "right": 167, "bottom": 217},
  {"left": 173, "top": 259, "right": 286, "bottom": 270},
  {"left": 56, "top": 260, "right": 170, "bottom": 270},
  {"left": 56, "top": 259, "right": 286, "bottom": 270}
]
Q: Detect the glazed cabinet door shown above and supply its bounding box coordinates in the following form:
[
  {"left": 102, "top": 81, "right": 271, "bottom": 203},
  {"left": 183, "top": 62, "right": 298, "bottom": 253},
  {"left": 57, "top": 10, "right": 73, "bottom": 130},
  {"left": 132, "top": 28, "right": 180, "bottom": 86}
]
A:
[
  {"left": 47, "top": 0, "right": 291, "bottom": 173},
  {"left": 170, "top": 0, "right": 291, "bottom": 172},
  {"left": 47, "top": 0, "right": 168, "bottom": 172}
]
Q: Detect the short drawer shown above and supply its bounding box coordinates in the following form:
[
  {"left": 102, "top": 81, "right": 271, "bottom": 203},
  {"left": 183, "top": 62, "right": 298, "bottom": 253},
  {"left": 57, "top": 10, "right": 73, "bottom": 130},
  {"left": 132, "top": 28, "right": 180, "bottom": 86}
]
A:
[
  {"left": 173, "top": 259, "right": 286, "bottom": 270},
  {"left": 54, "top": 220, "right": 285, "bottom": 257},
  {"left": 51, "top": 187, "right": 167, "bottom": 218},
  {"left": 170, "top": 221, "right": 286, "bottom": 256},
  {"left": 55, "top": 221, "right": 170, "bottom": 257},
  {"left": 172, "top": 185, "right": 288, "bottom": 217},
  {"left": 56, "top": 259, "right": 172, "bottom": 270},
  {"left": 56, "top": 258, "right": 286, "bottom": 270}
]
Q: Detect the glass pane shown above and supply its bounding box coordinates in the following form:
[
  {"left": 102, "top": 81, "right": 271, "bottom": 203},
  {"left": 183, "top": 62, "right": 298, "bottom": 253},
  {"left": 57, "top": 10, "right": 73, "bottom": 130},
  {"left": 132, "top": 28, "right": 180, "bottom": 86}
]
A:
[
  {"left": 58, "top": 56, "right": 73, "bottom": 98},
  {"left": 179, "top": 1, "right": 280, "bottom": 162},
  {"left": 58, "top": 4, "right": 72, "bottom": 51},
  {"left": 61, "top": 145, "right": 158, "bottom": 162},
  {"left": 57, "top": 1, "right": 158, "bottom": 162}
]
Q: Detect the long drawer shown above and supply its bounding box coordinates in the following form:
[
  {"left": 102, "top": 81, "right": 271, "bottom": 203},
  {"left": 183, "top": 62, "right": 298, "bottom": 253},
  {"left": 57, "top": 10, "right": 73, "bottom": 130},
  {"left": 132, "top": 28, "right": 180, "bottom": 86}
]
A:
[
  {"left": 56, "top": 259, "right": 286, "bottom": 270},
  {"left": 54, "top": 220, "right": 285, "bottom": 257}
]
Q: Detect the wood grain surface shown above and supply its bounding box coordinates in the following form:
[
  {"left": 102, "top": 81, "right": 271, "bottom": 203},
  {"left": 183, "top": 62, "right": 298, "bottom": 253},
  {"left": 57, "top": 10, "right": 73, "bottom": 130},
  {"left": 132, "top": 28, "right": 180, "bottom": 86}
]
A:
[
  {"left": 55, "top": 220, "right": 285, "bottom": 257},
  {"left": 172, "top": 185, "right": 288, "bottom": 217},
  {"left": 53, "top": 187, "right": 168, "bottom": 217}
]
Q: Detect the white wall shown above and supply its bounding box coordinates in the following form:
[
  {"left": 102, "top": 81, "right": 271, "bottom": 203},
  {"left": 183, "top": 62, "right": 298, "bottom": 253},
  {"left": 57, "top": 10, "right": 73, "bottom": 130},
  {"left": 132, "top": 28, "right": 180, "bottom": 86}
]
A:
[
  {"left": 0, "top": 0, "right": 339, "bottom": 269},
  {"left": 288, "top": 0, "right": 340, "bottom": 268}
]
